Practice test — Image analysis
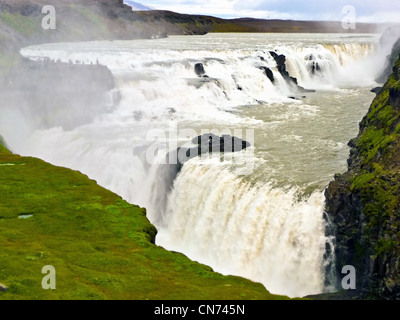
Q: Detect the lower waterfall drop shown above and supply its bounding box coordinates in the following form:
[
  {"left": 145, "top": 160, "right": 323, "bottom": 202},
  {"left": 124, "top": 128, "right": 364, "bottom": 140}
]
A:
[{"left": 157, "top": 159, "right": 334, "bottom": 298}]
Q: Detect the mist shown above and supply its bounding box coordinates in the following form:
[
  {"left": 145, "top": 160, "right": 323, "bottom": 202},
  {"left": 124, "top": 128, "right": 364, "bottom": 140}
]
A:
[{"left": 0, "top": 59, "right": 120, "bottom": 152}]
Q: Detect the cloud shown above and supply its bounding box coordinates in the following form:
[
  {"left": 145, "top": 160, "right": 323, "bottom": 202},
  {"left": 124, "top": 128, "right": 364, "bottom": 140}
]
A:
[{"left": 140, "top": 0, "right": 400, "bottom": 22}]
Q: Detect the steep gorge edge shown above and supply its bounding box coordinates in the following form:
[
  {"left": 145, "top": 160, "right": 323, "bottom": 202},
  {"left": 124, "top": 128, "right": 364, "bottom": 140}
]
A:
[
  {"left": 324, "top": 55, "right": 400, "bottom": 300},
  {"left": 0, "top": 127, "right": 285, "bottom": 300}
]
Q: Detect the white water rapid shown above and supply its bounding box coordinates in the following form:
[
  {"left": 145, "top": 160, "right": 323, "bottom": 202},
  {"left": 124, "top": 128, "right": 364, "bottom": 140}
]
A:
[{"left": 3, "top": 33, "right": 389, "bottom": 297}]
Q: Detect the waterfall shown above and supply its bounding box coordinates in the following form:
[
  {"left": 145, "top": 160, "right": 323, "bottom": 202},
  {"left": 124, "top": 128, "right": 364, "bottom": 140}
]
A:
[
  {"left": 5, "top": 33, "right": 381, "bottom": 298},
  {"left": 20, "top": 37, "right": 378, "bottom": 112},
  {"left": 156, "top": 158, "right": 333, "bottom": 298}
]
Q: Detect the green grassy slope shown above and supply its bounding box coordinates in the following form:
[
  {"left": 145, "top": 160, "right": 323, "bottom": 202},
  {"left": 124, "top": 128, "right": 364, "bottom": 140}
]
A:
[{"left": 0, "top": 143, "right": 288, "bottom": 300}]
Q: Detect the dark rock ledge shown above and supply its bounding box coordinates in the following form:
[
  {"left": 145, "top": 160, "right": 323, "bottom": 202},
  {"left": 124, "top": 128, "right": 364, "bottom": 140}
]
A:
[{"left": 322, "top": 54, "right": 400, "bottom": 300}]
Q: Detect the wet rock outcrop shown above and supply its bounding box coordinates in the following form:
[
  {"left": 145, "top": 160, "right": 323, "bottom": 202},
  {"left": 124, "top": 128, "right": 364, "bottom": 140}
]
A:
[
  {"left": 269, "top": 51, "right": 315, "bottom": 93},
  {"left": 194, "top": 63, "right": 207, "bottom": 77},
  {"left": 259, "top": 66, "right": 275, "bottom": 83},
  {"left": 325, "top": 55, "right": 400, "bottom": 299},
  {"left": 165, "top": 134, "right": 251, "bottom": 175}
]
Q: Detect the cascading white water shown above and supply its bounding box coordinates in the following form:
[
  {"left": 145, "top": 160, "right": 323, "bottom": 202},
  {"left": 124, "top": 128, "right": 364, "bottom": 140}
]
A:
[
  {"left": 158, "top": 158, "right": 332, "bottom": 298},
  {"left": 285, "top": 43, "right": 377, "bottom": 88},
  {"left": 19, "top": 34, "right": 379, "bottom": 113},
  {"left": 5, "top": 33, "right": 385, "bottom": 298}
]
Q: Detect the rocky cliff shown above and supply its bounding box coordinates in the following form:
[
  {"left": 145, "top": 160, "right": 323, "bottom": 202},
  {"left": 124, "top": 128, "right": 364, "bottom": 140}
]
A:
[{"left": 325, "top": 55, "right": 400, "bottom": 299}]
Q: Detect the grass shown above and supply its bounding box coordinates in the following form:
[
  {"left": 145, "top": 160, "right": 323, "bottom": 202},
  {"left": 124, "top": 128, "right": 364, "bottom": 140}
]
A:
[
  {"left": 69, "top": 4, "right": 112, "bottom": 38},
  {"left": 348, "top": 57, "right": 400, "bottom": 260},
  {"left": 0, "top": 138, "right": 10, "bottom": 154},
  {"left": 0, "top": 52, "right": 21, "bottom": 68},
  {"left": 0, "top": 142, "right": 288, "bottom": 300},
  {"left": 209, "top": 22, "right": 253, "bottom": 33},
  {"left": 0, "top": 12, "right": 39, "bottom": 37}
]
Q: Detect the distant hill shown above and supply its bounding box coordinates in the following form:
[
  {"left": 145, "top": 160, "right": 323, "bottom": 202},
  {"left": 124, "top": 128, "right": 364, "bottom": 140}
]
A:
[
  {"left": 137, "top": 10, "right": 383, "bottom": 34},
  {"left": 124, "top": 0, "right": 152, "bottom": 11},
  {"left": 0, "top": 0, "right": 164, "bottom": 60}
]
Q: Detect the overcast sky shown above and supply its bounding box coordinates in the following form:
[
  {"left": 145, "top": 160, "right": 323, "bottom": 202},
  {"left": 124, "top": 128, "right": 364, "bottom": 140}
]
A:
[{"left": 135, "top": 0, "right": 400, "bottom": 22}]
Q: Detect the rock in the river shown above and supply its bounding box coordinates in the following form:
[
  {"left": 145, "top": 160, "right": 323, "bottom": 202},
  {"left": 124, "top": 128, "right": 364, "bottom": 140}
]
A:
[
  {"left": 288, "top": 96, "right": 306, "bottom": 100},
  {"left": 305, "top": 54, "right": 322, "bottom": 74},
  {"left": 311, "top": 61, "right": 321, "bottom": 74},
  {"left": 269, "top": 51, "right": 287, "bottom": 73},
  {"left": 192, "top": 133, "right": 251, "bottom": 153},
  {"left": 194, "top": 63, "right": 206, "bottom": 77},
  {"left": 259, "top": 66, "right": 275, "bottom": 83},
  {"left": 171, "top": 133, "right": 251, "bottom": 173},
  {"left": 269, "top": 51, "right": 315, "bottom": 93}
]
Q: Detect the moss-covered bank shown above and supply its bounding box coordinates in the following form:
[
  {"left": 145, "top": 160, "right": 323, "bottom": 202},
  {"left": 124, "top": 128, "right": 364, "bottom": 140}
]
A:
[
  {"left": 0, "top": 141, "right": 288, "bottom": 300},
  {"left": 325, "top": 56, "right": 400, "bottom": 299}
]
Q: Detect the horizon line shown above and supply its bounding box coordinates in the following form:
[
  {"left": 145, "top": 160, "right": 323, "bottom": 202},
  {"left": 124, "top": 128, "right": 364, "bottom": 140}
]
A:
[{"left": 133, "top": 9, "right": 400, "bottom": 25}]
